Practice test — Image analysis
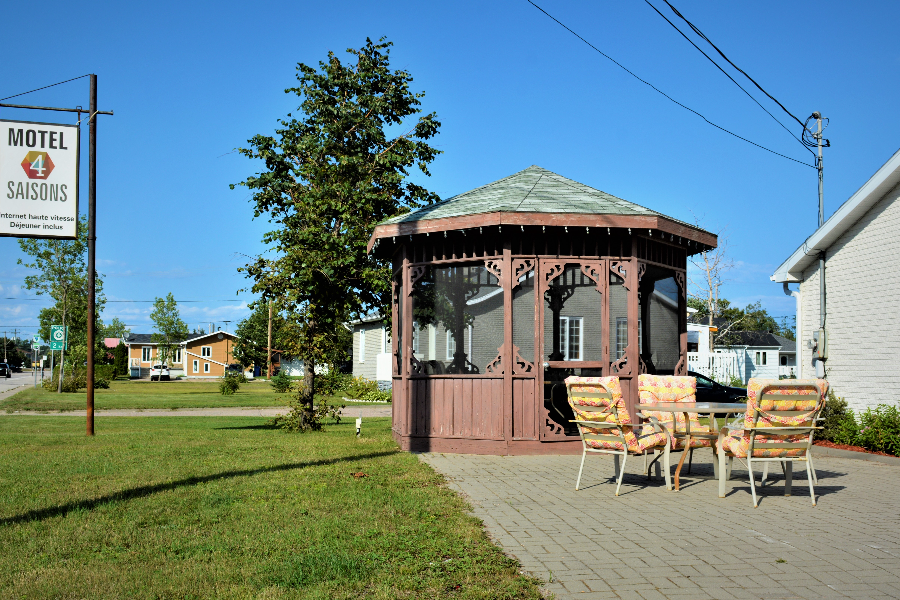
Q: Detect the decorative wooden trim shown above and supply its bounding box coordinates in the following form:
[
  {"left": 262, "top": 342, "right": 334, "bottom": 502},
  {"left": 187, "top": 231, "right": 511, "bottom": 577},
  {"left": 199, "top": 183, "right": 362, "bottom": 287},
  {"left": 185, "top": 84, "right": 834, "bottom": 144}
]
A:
[
  {"left": 409, "top": 351, "right": 425, "bottom": 375},
  {"left": 674, "top": 355, "right": 687, "bottom": 376},
  {"left": 409, "top": 265, "right": 427, "bottom": 289},
  {"left": 611, "top": 354, "right": 632, "bottom": 377},
  {"left": 609, "top": 260, "right": 629, "bottom": 290},
  {"left": 512, "top": 345, "right": 535, "bottom": 374},
  {"left": 579, "top": 261, "right": 604, "bottom": 293},
  {"left": 542, "top": 262, "right": 566, "bottom": 288},
  {"left": 485, "top": 347, "right": 504, "bottom": 374},
  {"left": 484, "top": 258, "right": 503, "bottom": 282},
  {"left": 637, "top": 262, "right": 647, "bottom": 284},
  {"left": 639, "top": 355, "right": 648, "bottom": 375},
  {"left": 512, "top": 258, "right": 535, "bottom": 287}
]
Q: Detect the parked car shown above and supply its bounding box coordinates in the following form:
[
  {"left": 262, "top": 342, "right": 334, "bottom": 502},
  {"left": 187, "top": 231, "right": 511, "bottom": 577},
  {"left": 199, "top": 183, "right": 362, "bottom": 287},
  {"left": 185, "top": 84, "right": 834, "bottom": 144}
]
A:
[
  {"left": 10, "top": 364, "right": 22, "bottom": 373},
  {"left": 690, "top": 371, "right": 747, "bottom": 403},
  {"left": 149, "top": 364, "right": 170, "bottom": 381},
  {"left": 0, "top": 363, "right": 10, "bottom": 378}
]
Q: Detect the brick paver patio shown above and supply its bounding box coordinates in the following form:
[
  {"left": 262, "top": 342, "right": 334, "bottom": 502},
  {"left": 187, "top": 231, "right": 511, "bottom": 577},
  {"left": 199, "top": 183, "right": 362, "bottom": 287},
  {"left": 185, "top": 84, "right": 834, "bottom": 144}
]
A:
[{"left": 420, "top": 451, "right": 900, "bottom": 600}]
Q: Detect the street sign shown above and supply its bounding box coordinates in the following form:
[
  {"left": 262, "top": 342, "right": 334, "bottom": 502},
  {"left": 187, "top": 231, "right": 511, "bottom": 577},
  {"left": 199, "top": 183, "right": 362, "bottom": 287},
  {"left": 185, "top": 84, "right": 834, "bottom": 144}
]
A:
[
  {"left": 0, "top": 119, "right": 79, "bottom": 239},
  {"left": 32, "top": 334, "right": 39, "bottom": 343},
  {"left": 50, "top": 325, "right": 68, "bottom": 351}
]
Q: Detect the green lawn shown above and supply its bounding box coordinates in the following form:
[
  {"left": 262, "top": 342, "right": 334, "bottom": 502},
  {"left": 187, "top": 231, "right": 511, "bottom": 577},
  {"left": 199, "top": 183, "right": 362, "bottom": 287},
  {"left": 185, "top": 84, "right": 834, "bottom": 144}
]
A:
[
  {"left": 1, "top": 379, "right": 387, "bottom": 412},
  {"left": 0, "top": 416, "right": 542, "bottom": 599}
]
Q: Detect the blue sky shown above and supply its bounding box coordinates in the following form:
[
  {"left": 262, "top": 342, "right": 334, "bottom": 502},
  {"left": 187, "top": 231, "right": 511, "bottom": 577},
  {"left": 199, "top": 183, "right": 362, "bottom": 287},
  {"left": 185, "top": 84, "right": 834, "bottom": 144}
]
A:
[{"left": 1, "top": 0, "right": 897, "bottom": 337}]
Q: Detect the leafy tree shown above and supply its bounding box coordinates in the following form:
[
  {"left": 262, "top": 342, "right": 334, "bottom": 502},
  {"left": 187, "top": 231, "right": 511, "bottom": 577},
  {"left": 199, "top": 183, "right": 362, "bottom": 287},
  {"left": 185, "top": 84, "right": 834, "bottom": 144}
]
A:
[
  {"left": 18, "top": 214, "right": 106, "bottom": 392},
  {"left": 113, "top": 340, "right": 128, "bottom": 378},
  {"left": 233, "top": 301, "right": 287, "bottom": 370},
  {"left": 233, "top": 37, "right": 441, "bottom": 428},
  {"left": 150, "top": 293, "right": 188, "bottom": 378},
  {"left": 689, "top": 297, "right": 795, "bottom": 344},
  {"left": 102, "top": 317, "right": 130, "bottom": 339}
]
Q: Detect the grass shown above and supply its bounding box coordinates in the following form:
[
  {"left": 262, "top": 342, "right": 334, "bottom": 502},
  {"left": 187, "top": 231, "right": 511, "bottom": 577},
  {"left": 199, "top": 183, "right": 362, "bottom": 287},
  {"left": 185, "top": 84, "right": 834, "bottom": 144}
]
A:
[
  {"left": 0, "top": 416, "right": 542, "bottom": 599},
  {"left": 1, "top": 379, "right": 387, "bottom": 412}
]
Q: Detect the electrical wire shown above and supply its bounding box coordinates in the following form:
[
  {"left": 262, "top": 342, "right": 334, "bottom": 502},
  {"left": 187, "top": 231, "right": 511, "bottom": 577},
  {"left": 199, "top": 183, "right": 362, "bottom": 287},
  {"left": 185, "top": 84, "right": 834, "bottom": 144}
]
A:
[
  {"left": 524, "top": 0, "right": 815, "bottom": 168},
  {"left": 0, "top": 74, "right": 91, "bottom": 102},
  {"left": 660, "top": 1, "right": 810, "bottom": 131},
  {"left": 644, "top": 0, "right": 815, "bottom": 158}
]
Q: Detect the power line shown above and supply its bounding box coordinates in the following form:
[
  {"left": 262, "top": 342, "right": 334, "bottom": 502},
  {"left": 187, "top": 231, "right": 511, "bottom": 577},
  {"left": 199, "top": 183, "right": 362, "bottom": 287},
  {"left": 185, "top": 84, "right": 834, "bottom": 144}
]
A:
[
  {"left": 0, "top": 74, "right": 91, "bottom": 102},
  {"left": 3, "top": 298, "right": 247, "bottom": 302},
  {"left": 659, "top": 0, "right": 809, "bottom": 130},
  {"left": 643, "top": 0, "right": 815, "bottom": 158},
  {"left": 524, "top": 0, "right": 815, "bottom": 168}
]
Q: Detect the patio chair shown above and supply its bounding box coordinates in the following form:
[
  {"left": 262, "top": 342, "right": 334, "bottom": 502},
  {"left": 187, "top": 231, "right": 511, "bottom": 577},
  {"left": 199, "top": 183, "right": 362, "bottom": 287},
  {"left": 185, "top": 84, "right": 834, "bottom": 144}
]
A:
[
  {"left": 638, "top": 374, "right": 715, "bottom": 475},
  {"left": 565, "top": 376, "right": 673, "bottom": 495},
  {"left": 717, "top": 378, "right": 828, "bottom": 507}
]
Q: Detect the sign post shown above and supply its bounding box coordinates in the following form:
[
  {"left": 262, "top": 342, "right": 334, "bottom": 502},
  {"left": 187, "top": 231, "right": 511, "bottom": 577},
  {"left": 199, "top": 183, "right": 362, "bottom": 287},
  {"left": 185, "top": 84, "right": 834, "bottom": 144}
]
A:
[{"left": 1, "top": 75, "right": 112, "bottom": 435}]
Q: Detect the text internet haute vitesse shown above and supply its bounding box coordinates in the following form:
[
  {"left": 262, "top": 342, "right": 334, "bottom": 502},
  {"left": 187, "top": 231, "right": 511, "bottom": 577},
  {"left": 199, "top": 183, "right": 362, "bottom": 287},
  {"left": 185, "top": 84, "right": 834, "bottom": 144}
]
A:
[{"left": 5, "top": 127, "right": 71, "bottom": 202}]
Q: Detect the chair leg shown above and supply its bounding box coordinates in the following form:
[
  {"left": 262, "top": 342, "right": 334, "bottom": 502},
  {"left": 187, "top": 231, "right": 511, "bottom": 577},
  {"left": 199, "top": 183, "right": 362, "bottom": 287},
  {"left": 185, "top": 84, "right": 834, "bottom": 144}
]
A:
[
  {"left": 654, "top": 450, "right": 662, "bottom": 478},
  {"left": 575, "top": 450, "right": 587, "bottom": 491},
  {"left": 808, "top": 452, "right": 818, "bottom": 484},
  {"left": 726, "top": 457, "right": 733, "bottom": 481},
  {"left": 644, "top": 450, "right": 648, "bottom": 472},
  {"left": 748, "top": 459, "right": 759, "bottom": 507},
  {"left": 761, "top": 461, "right": 768, "bottom": 485},
  {"left": 615, "top": 452, "right": 628, "bottom": 496},
  {"left": 712, "top": 447, "right": 719, "bottom": 479},
  {"left": 686, "top": 448, "right": 694, "bottom": 475},
  {"left": 663, "top": 446, "right": 672, "bottom": 491},
  {"left": 784, "top": 461, "right": 792, "bottom": 496},
  {"left": 718, "top": 447, "right": 728, "bottom": 498},
  {"left": 806, "top": 459, "right": 816, "bottom": 506},
  {"left": 613, "top": 454, "right": 620, "bottom": 480}
]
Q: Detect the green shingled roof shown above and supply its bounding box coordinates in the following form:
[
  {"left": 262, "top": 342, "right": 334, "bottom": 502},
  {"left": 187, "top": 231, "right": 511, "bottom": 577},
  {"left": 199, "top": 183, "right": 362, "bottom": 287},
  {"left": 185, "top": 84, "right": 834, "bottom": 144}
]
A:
[{"left": 381, "top": 165, "right": 665, "bottom": 225}]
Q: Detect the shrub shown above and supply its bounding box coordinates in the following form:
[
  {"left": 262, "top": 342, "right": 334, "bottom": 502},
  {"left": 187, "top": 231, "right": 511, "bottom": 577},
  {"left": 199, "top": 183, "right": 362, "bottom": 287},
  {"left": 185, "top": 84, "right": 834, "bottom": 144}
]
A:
[
  {"left": 317, "top": 368, "right": 349, "bottom": 395},
  {"left": 220, "top": 375, "right": 241, "bottom": 396},
  {"left": 94, "top": 364, "right": 116, "bottom": 381},
  {"left": 857, "top": 404, "right": 900, "bottom": 456},
  {"left": 271, "top": 370, "right": 293, "bottom": 393},
  {"left": 360, "top": 389, "right": 391, "bottom": 403},
  {"left": 95, "top": 378, "right": 110, "bottom": 389},
  {"left": 817, "top": 389, "right": 851, "bottom": 442},
  {"left": 268, "top": 396, "right": 345, "bottom": 432},
  {"left": 343, "top": 376, "right": 379, "bottom": 399}
]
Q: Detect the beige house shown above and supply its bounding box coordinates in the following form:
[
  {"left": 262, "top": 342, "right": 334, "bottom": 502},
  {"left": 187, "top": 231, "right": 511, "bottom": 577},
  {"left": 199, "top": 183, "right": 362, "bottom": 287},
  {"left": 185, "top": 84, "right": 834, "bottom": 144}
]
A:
[
  {"left": 772, "top": 147, "right": 900, "bottom": 411},
  {"left": 124, "top": 330, "right": 238, "bottom": 379}
]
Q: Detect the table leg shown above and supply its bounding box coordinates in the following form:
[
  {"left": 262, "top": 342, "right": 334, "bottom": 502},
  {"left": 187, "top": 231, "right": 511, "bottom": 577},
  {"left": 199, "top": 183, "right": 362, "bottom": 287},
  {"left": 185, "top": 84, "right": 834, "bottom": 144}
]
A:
[{"left": 673, "top": 434, "right": 690, "bottom": 491}]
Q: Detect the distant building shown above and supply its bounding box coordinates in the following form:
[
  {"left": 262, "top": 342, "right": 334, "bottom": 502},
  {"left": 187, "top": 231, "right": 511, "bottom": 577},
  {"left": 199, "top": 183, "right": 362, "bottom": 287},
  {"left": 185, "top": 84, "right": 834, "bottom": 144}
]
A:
[{"left": 123, "top": 330, "right": 237, "bottom": 379}]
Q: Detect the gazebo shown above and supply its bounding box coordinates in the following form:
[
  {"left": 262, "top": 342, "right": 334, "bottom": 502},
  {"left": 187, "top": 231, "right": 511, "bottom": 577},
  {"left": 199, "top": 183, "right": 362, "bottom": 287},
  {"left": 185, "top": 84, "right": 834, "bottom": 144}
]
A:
[{"left": 368, "top": 166, "right": 717, "bottom": 454}]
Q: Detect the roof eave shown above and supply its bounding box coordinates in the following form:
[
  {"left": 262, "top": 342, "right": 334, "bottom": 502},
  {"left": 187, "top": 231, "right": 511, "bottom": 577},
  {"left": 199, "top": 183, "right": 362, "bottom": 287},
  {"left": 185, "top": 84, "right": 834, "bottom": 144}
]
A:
[
  {"left": 368, "top": 212, "right": 716, "bottom": 254},
  {"left": 772, "top": 147, "right": 900, "bottom": 283}
]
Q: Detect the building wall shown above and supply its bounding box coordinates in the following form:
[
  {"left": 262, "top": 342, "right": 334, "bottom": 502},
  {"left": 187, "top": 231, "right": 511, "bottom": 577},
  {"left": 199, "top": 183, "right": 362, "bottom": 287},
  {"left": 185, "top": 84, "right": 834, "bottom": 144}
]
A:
[
  {"left": 798, "top": 181, "right": 900, "bottom": 410},
  {"left": 184, "top": 335, "right": 235, "bottom": 377},
  {"left": 352, "top": 322, "right": 382, "bottom": 381}
]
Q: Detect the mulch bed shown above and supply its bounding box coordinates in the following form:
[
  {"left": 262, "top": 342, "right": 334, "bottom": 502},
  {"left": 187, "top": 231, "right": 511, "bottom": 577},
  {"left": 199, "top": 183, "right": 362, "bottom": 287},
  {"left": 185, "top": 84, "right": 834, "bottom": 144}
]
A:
[{"left": 814, "top": 440, "right": 895, "bottom": 457}]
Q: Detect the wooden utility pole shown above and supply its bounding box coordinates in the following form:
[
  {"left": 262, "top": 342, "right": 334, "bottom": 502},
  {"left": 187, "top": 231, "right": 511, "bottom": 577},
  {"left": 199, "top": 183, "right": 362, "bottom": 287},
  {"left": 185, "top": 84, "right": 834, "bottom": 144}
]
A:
[
  {"left": 86, "top": 74, "right": 97, "bottom": 436},
  {"left": 267, "top": 300, "right": 273, "bottom": 378}
]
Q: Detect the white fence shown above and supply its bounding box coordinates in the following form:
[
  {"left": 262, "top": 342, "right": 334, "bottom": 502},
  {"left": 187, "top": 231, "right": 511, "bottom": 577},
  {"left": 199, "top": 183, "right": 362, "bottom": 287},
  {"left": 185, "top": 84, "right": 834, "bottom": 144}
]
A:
[{"left": 688, "top": 351, "right": 743, "bottom": 384}]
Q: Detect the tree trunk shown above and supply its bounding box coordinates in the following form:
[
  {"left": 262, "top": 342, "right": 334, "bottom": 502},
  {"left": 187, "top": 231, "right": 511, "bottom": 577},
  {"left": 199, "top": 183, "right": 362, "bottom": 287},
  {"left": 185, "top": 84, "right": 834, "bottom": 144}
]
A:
[
  {"left": 302, "top": 354, "right": 316, "bottom": 413},
  {"left": 58, "top": 304, "right": 67, "bottom": 393}
]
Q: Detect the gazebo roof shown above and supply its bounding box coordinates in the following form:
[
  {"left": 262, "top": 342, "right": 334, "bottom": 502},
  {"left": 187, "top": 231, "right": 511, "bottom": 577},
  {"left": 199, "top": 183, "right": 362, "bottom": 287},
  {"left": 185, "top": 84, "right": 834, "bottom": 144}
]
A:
[
  {"left": 382, "top": 165, "right": 666, "bottom": 224},
  {"left": 369, "top": 165, "right": 716, "bottom": 251}
]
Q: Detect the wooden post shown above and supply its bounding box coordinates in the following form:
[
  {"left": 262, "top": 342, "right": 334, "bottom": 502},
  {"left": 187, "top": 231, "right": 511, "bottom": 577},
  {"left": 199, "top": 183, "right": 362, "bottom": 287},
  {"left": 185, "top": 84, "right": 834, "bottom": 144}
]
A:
[{"left": 502, "top": 243, "right": 513, "bottom": 447}]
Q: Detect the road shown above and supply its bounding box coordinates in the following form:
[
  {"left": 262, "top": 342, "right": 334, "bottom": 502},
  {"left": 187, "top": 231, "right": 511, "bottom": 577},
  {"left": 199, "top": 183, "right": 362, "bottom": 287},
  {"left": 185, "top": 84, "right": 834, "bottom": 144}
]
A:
[{"left": 0, "top": 370, "right": 37, "bottom": 395}]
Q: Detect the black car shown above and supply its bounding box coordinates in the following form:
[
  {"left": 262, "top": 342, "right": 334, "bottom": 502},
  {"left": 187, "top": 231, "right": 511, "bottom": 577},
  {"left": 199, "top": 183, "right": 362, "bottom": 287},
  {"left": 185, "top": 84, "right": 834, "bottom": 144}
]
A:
[
  {"left": 690, "top": 370, "right": 746, "bottom": 403},
  {"left": 0, "top": 363, "right": 10, "bottom": 378}
]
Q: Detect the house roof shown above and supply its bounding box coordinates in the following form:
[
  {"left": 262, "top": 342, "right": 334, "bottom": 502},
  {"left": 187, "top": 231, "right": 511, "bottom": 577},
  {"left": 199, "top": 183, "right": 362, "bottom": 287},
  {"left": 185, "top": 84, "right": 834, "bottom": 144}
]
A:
[
  {"left": 368, "top": 166, "right": 717, "bottom": 251},
  {"left": 772, "top": 147, "right": 900, "bottom": 282},
  {"left": 103, "top": 337, "right": 120, "bottom": 349},
  {"left": 772, "top": 334, "right": 796, "bottom": 353},
  {"left": 123, "top": 331, "right": 235, "bottom": 345},
  {"left": 722, "top": 331, "right": 783, "bottom": 348}
]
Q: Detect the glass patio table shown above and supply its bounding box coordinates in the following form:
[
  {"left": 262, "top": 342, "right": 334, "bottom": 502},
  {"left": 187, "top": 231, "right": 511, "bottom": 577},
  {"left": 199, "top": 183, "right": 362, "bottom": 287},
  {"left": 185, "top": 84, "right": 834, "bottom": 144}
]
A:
[{"left": 635, "top": 402, "right": 746, "bottom": 492}]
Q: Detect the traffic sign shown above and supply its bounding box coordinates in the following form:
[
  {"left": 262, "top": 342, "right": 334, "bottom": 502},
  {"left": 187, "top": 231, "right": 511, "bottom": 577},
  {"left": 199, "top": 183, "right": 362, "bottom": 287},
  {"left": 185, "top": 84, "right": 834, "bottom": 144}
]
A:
[
  {"left": 50, "top": 325, "right": 68, "bottom": 351},
  {"left": 33, "top": 334, "right": 39, "bottom": 343}
]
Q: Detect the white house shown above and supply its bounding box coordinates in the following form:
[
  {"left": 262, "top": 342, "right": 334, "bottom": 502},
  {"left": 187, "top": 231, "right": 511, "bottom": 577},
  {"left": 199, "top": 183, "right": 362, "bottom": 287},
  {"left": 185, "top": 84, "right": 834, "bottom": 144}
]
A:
[
  {"left": 350, "top": 314, "right": 393, "bottom": 390},
  {"left": 772, "top": 147, "right": 900, "bottom": 411}
]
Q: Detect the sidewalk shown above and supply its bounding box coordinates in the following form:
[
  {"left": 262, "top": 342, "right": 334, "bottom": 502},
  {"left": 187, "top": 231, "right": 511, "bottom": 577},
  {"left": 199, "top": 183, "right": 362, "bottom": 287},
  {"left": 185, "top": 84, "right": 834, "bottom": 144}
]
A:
[
  {"left": 1, "top": 406, "right": 392, "bottom": 418},
  {"left": 420, "top": 451, "right": 900, "bottom": 600}
]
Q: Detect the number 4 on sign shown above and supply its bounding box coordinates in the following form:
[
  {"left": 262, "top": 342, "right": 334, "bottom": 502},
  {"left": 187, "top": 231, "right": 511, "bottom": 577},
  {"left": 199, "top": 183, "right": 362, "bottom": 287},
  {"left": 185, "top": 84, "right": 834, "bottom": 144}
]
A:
[{"left": 31, "top": 154, "right": 45, "bottom": 177}]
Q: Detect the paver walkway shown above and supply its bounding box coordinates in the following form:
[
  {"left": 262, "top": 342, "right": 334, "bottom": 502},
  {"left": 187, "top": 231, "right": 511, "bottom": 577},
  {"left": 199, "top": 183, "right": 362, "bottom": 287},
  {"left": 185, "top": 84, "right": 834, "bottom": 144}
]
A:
[
  {"left": 1, "top": 406, "right": 392, "bottom": 418},
  {"left": 420, "top": 451, "right": 900, "bottom": 600}
]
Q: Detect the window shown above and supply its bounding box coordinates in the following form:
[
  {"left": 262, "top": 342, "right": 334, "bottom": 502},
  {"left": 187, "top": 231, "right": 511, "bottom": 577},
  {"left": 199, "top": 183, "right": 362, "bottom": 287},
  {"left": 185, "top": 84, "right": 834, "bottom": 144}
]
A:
[
  {"left": 755, "top": 352, "right": 761, "bottom": 365},
  {"left": 446, "top": 330, "right": 456, "bottom": 360},
  {"left": 142, "top": 346, "right": 152, "bottom": 363},
  {"left": 204, "top": 363, "right": 210, "bottom": 373},
  {"left": 171, "top": 348, "right": 182, "bottom": 364},
  {"left": 192, "top": 359, "right": 199, "bottom": 373},
  {"left": 201, "top": 346, "right": 212, "bottom": 358},
  {"left": 762, "top": 351, "right": 767, "bottom": 365},
  {"left": 359, "top": 328, "right": 365, "bottom": 363},
  {"left": 558, "top": 317, "right": 583, "bottom": 361},
  {"left": 780, "top": 355, "right": 787, "bottom": 366},
  {"left": 411, "top": 322, "right": 419, "bottom": 354}
]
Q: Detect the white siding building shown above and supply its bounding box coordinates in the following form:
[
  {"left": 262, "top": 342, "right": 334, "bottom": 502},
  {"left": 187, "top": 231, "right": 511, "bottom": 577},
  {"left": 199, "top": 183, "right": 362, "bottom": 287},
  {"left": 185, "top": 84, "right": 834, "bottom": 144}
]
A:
[{"left": 772, "top": 148, "right": 900, "bottom": 411}]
